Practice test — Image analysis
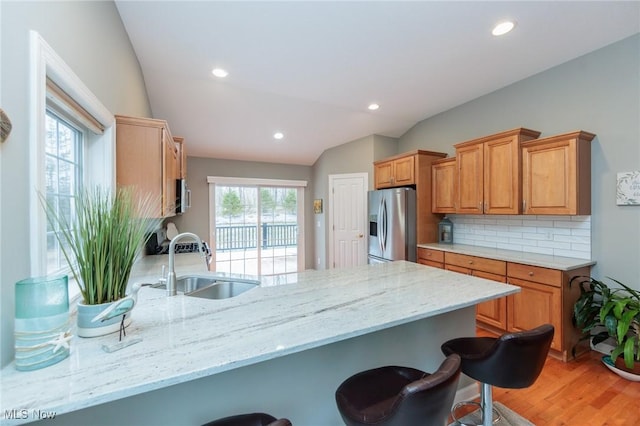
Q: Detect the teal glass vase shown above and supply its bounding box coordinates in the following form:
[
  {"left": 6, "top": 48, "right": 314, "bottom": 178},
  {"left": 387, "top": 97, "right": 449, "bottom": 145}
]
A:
[{"left": 14, "top": 275, "right": 71, "bottom": 371}]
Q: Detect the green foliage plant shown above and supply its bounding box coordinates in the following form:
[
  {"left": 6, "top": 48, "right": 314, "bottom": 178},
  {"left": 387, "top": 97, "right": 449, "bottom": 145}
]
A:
[
  {"left": 40, "top": 186, "right": 159, "bottom": 305},
  {"left": 283, "top": 189, "right": 297, "bottom": 214},
  {"left": 221, "top": 190, "right": 243, "bottom": 217},
  {"left": 571, "top": 276, "right": 640, "bottom": 370}
]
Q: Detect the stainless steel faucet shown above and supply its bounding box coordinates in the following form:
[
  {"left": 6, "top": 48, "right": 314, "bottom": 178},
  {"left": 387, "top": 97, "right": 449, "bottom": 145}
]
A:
[{"left": 166, "top": 232, "right": 205, "bottom": 296}]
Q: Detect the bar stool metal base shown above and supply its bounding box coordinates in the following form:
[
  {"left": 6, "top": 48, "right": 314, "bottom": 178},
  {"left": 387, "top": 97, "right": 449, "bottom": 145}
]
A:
[{"left": 450, "top": 383, "right": 501, "bottom": 426}]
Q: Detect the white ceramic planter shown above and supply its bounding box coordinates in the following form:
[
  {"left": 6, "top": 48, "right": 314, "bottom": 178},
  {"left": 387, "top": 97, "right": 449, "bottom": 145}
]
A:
[{"left": 76, "top": 301, "right": 131, "bottom": 338}]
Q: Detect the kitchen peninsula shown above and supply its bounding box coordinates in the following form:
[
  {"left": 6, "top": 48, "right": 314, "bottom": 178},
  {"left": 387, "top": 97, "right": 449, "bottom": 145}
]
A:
[{"left": 0, "top": 259, "right": 519, "bottom": 425}]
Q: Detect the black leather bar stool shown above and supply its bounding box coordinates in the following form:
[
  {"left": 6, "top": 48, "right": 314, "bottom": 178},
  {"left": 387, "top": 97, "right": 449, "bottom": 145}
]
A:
[
  {"left": 335, "top": 354, "right": 461, "bottom": 426},
  {"left": 202, "top": 413, "right": 292, "bottom": 426},
  {"left": 441, "top": 324, "right": 554, "bottom": 426}
]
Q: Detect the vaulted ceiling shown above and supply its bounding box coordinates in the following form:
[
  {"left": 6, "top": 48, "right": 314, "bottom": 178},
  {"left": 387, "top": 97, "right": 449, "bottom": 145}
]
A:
[{"left": 115, "top": 1, "right": 640, "bottom": 165}]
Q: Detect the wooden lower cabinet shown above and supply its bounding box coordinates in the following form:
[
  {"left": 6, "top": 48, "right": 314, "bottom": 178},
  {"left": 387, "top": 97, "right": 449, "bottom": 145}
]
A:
[
  {"left": 506, "top": 263, "right": 590, "bottom": 361},
  {"left": 443, "top": 252, "right": 508, "bottom": 330},
  {"left": 423, "top": 247, "right": 591, "bottom": 361},
  {"left": 445, "top": 263, "right": 508, "bottom": 330},
  {"left": 507, "top": 277, "right": 562, "bottom": 351}
]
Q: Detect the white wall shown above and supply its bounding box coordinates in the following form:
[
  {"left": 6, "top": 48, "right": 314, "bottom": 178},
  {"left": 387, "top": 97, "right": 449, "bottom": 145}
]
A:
[
  {"left": 399, "top": 34, "right": 640, "bottom": 287},
  {"left": 0, "top": 0, "right": 151, "bottom": 367}
]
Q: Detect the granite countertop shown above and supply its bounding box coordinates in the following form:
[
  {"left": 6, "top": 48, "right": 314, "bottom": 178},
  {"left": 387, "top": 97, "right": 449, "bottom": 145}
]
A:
[
  {"left": 0, "top": 258, "right": 519, "bottom": 423},
  {"left": 417, "top": 243, "right": 595, "bottom": 270}
]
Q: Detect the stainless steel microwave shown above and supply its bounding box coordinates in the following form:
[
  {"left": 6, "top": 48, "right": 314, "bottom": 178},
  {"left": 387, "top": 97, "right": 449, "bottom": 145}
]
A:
[{"left": 176, "top": 178, "right": 190, "bottom": 214}]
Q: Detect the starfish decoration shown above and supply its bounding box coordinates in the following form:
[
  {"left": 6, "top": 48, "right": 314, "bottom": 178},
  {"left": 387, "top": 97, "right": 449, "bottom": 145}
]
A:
[{"left": 47, "top": 331, "right": 72, "bottom": 353}]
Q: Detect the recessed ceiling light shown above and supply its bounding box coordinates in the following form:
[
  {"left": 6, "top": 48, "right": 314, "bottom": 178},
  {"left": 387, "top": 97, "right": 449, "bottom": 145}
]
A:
[
  {"left": 273, "top": 132, "right": 284, "bottom": 140},
  {"left": 368, "top": 103, "right": 380, "bottom": 111},
  {"left": 212, "top": 68, "right": 229, "bottom": 78},
  {"left": 492, "top": 20, "right": 515, "bottom": 36}
]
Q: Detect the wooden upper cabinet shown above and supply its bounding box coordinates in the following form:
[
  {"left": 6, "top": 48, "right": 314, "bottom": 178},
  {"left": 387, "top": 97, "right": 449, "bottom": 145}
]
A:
[
  {"left": 374, "top": 150, "right": 446, "bottom": 190},
  {"left": 521, "top": 131, "right": 594, "bottom": 215},
  {"left": 374, "top": 161, "right": 394, "bottom": 188},
  {"left": 431, "top": 158, "right": 457, "bottom": 213},
  {"left": 115, "top": 114, "right": 181, "bottom": 218},
  {"left": 456, "top": 142, "right": 484, "bottom": 214},
  {"left": 455, "top": 128, "right": 541, "bottom": 215},
  {"left": 374, "top": 154, "right": 415, "bottom": 188},
  {"left": 392, "top": 155, "right": 416, "bottom": 186},
  {"left": 374, "top": 150, "right": 447, "bottom": 244}
]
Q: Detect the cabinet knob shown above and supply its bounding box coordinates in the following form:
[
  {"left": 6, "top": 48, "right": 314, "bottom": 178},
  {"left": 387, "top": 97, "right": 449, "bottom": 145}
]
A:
[
  {"left": 468, "top": 261, "right": 474, "bottom": 265},
  {"left": 529, "top": 271, "right": 534, "bottom": 276},
  {"left": 427, "top": 252, "right": 432, "bottom": 257},
  {"left": 358, "top": 234, "right": 364, "bottom": 238}
]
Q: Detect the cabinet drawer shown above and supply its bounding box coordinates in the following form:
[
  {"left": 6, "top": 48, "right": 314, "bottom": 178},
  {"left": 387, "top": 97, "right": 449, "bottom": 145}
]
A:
[
  {"left": 419, "top": 260, "right": 444, "bottom": 269},
  {"left": 445, "top": 252, "right": 506, "bottom": 276},
  {"left": 508, "top": 263, "right": 562, "bottom": 287},
  {"left": 417, "top": 248, "right": 444, "bottom": 263}
]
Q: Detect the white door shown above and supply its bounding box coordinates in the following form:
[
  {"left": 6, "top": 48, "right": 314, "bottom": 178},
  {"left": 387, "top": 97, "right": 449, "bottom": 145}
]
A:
[{"left": 329, "top": 173, "right": 367, "bottom": 269}]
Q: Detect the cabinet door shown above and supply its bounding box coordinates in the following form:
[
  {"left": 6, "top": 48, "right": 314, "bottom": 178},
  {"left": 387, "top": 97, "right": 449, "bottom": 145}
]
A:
[
  {"left": 484, "top": 136, "right": 520, "bottom": 214},
  {"left": 374, "top": 161, "right": 394, "bottom": 188},
  {"left": 116, "top": 122, "right": 163, "bottom": 218},
  {"left": 522, "top": 139, "right": 575, "bottom": 214},
  {"left": 507, "top": 277, "right": 562, "bottom": 351},
  {"left": 473, "top": 270, "right": 507, "bottom": 330},
  {"left": 393, "top": 156, "right": 415, "bottom": 186},
  {"left": 432, "top": 159, "right": 457, "bottom": 213},
  {"left": 456, "top": 143, "right": 483, "bottom": 214},
  {"left": 445, "top": 264, "right": 507, "bottom": 330}
]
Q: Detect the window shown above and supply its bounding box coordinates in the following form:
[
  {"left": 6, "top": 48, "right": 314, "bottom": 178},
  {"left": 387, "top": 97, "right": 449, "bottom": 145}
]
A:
[
  {"left": 208, "top": 177, "right": 307, "bottom": 276},
  {"left": 44, "top": 110, "right": 84, "bottom": 274},
  {"left": 29, "top": 31, "right": 114, "bottom": 295}
]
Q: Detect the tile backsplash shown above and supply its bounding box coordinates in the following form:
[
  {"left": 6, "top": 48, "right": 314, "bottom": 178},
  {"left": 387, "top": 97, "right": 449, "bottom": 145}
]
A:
[{"left": 446, "top": 215, "right": 591, "bottom": 259}]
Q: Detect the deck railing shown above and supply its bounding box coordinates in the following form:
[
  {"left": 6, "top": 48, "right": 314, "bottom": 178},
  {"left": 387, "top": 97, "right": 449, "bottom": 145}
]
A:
[{"left": 216, "top": 223, "right": 297, "bottom": 250}]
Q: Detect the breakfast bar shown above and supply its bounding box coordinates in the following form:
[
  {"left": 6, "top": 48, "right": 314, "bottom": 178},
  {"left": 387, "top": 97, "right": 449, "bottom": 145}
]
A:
[{"left": 0, "top": 260, "right": 519, "bottom": 425}]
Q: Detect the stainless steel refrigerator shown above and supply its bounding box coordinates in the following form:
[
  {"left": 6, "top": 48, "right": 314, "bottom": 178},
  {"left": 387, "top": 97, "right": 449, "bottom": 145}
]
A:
[{"left": 367, "top": 187, "right": 416, "bottom": 263}]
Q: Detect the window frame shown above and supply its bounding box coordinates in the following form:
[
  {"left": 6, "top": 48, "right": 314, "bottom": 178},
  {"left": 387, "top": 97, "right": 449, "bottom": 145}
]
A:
[
  {"left": 207, "top": 176, "right": 307, "bottom": 275},
  {"left": 29, "top": 31, "right": 114, "bottom": 284}
]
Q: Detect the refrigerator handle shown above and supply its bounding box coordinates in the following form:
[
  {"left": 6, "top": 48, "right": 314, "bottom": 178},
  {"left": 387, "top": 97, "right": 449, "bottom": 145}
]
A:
[{"left": 379, "top": 197, "right": 387, "bottom": 252}]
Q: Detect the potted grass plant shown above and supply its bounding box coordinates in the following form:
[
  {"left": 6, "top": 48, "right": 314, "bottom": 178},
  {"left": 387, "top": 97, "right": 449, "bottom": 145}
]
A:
[
  {"left": 571, "top": 276, "right": 640, "bottom": 375},
  {"left": 40, "top": 186, "right": 159, "bottom": 337}
]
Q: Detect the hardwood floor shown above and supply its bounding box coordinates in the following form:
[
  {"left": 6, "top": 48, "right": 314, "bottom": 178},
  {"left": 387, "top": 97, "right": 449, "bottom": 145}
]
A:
[{"left": 461, "top": 328, "right": 640, "bottom": 425}]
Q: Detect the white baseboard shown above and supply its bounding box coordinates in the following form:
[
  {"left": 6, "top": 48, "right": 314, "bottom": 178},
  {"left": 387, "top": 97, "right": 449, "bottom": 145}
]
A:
[{"left": 454, "top": 382, "right": 479, "bottom": 405}]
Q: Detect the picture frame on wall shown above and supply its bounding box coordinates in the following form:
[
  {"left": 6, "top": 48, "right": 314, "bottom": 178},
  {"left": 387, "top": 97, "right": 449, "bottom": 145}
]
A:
[
  {"left": 616, "top": 171, "right": 640, "bottom": 205},
  {"left": 313, "top": 199, "right": 323, "bottom": 214}
]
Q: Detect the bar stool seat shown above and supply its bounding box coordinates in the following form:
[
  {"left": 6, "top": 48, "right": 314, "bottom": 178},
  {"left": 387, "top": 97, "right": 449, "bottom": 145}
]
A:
[
  {"left": 335, "top": 354, "right": 461, "bottom": 426},
  {"left": 441, "top": 324, "right": 554, "bottom": 426},
  {"left": 202, "top": 412, "right": 291, "bottom": 426}
]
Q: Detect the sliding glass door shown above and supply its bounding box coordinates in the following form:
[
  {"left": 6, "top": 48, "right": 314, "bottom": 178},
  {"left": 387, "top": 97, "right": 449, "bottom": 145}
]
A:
[{"left": 209, "top": 178, "right": 305, "bottom": 276}]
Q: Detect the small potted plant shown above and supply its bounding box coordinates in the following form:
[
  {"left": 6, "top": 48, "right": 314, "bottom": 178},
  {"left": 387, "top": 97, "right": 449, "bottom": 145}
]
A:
[
  {"left": 40, "top": 186, "right": 159, "bottom": 337},
  {"left": 571, "top": 276, "right": 640, "bottom": 375}
]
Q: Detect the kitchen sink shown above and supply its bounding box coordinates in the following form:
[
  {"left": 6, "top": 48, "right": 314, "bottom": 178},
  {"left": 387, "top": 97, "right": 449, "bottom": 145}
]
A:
[
  {"left": 152, "top": 275, "right": 259, "bottom": 300},
  {"left": 187, "top": 281, "right": 258, "bottom": 300}
]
